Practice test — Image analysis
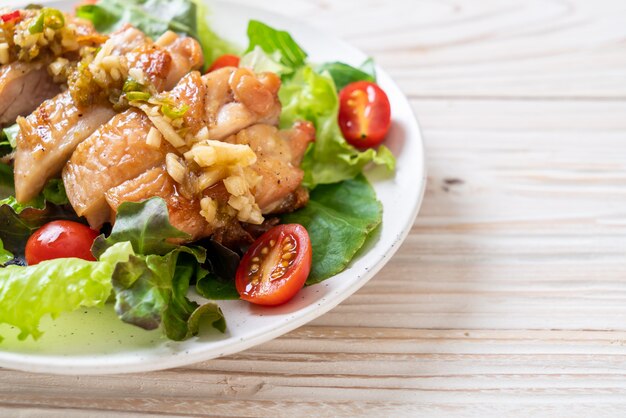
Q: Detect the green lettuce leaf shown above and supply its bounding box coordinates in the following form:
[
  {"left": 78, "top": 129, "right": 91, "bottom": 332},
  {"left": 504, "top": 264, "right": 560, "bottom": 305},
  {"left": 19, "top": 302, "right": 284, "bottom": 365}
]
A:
[
  {"left": 317, "top": 58, "right": 376, "bottom": 91},
  {"left": 279, "top": 66, "right": 395, "bottom": 188},
  {"left": 246, "top": 20, "right": 307, "bottom": 69},
  {"left": 0, "top": 242, "right": 134, "bottom": 340},
  {"left": 42, "top": 179, "right": 69, "bottom": 206},
  {"left": 76, "top": 0, "right": 197, "bottom": 39},
  {"left": 0, "top": 239, "right": 13, "bottom": 265},
  {"left": 282, "top": 174, "right": 382, "bottom": 284},
  {"left": 0, "top": 162, "right": 13, "bottom": 199},
  {"left": 92, "top": 197, "right": 190, "bottom": 258},
  {"left": 0, "top": 162, "right": 69, "bottom": 213},
  {"left": 0, "top": 124, "right": 18, "bottom": 154},
  {"left": 240, "top": 46, "right": 291, "bottom": 76},
  {"left": 76, "top": 0, "right": 239, "bottom": 72},
  {"left": 112, "top": 248, "right": 225, "bottom": 340},
  {"left": 94, "top": 197, "right": 225, "bottom": 339}
]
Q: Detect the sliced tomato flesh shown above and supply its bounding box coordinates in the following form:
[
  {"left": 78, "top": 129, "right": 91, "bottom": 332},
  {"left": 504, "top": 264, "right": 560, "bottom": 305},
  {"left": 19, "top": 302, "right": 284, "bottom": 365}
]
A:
[{"left": 236, "top": 224, "right": 312, "bottom": 306}]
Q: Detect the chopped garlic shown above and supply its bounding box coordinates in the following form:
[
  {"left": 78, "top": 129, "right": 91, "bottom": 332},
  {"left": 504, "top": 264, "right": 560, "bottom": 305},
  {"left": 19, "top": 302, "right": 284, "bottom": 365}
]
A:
[
  {"left": 223, "top": 175, "right": 247, "bottom": 197},
  {"left": 0, "top": 43, "right": 10, "bottom": 65},
  {"left": 165, "top": 153, "right": 186, "bottom": 184},
  {"left": 146, "top": 127, "right": 162, "bottom": 149},
  {"left": 200, "top": 197, "right": 218, "bottom": 223}
]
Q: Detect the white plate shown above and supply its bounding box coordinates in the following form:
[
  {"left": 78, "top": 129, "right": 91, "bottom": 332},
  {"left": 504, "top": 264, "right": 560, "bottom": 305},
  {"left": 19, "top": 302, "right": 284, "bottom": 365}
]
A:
[{"left": 0, "top": 0, "right": 426, "bottom": 374}]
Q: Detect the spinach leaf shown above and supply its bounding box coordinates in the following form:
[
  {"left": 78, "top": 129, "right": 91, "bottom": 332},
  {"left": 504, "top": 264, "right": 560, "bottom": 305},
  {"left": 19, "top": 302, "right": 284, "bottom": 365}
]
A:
[
  {"left": 282, "top": 174, "right": 382, "bottom": 284},
  {"left": 92, "top": 197, "right": 190, "bottom": 258},
  {"left": 317, "top": 58, "right": 376, "bottom": 91},
  {"left": 246, "top": 20, "right": 307, "bottom": 69}
]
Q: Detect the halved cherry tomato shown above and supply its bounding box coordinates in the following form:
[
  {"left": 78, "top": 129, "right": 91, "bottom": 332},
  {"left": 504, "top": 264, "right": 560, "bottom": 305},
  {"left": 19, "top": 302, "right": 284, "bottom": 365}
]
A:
[
  {"left": 1, "top": 11, "right": 21, "bottom": 24},
  {"left": 207, "top": 54, "right": 240, "bottom": 72},
  {"left": 236, "top": 224, "right": 312, "bottom": 306},
  {"left": 338, "top": 81, "right": 391, "bottom": 148},
  {"left": 25, "top": 220, "right": 99, "bottom": 265}
]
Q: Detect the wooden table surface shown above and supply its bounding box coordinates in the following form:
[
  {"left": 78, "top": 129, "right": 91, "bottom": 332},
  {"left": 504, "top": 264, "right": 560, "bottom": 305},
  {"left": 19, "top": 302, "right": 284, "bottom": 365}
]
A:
[{"left": 2, "top": 0, "right": 626, "bottom": 416}]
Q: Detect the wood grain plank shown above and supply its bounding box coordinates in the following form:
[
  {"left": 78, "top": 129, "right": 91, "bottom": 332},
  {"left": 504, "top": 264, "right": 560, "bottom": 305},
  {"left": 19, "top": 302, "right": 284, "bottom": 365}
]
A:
[
  {"left": 234, "top": 0, "right": 626, "bottom": 99},
  {"left": 3, "top": 0, "right": 626, "bottom": 416}
]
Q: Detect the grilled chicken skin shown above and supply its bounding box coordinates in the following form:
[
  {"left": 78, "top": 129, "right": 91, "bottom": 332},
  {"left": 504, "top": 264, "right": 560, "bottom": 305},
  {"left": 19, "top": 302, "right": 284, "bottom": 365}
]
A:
[
  {"left": 0, "top": 61, "right": 61, "bottom": 127},
  {"left": 13, "top": 26, "right": 203, "bottom": 203},
  {"left": 105, "top": 122, "right": 314, "bottom": 241},
  {"left": 64, "top": 69, "right": 313, "bottom": 241},
  {"left": 62, "top": 71, "right": 207, "bottom": 227},
  {"left": 0, "top": 13, "right": 101, "bottom": 126}
]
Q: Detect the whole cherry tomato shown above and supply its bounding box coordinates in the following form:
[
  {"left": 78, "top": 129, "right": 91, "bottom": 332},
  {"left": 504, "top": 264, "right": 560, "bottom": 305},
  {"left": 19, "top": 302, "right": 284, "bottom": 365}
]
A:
[
  {"left": 338, "top": 81, "right": 391, "bottom": 148},
  {"left": 25, "top": 220, "right": 99, "bottom": 265}
]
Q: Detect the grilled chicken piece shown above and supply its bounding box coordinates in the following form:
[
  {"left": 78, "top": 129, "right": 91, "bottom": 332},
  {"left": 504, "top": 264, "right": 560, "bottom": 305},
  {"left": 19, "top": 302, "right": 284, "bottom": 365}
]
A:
[
  {"left": 102, "top": 122, "right": 314, "bottom": 240},
  {"left": 63, "top": 70, "right": 206, "bottom": 227},
  {"left": 203, "top": 67, "right": 281, "bottom": 140},
  {"left": 0, "top": 61, "right": 60, "bottom": 127},
  {"left": 0, "top": 12, "right": 102, "bottom": 126},
  {"left": 105, "top": 166, "right": 212, "bottom": 239},
  {"left": 64, "top": 68, "right": 282, "bottom": 228},
  {"left": 14, "top": 27, "right": 203, "bottom": 203},
  {"left": 224, "top": 122, "right": 314, "bottom": 213},
  {"left": 63, "top": 109, "right": 176, "bottom": 227}
]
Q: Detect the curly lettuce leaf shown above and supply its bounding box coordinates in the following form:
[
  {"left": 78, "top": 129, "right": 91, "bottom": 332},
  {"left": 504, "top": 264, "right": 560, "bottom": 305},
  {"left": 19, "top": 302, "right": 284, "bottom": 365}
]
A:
[
  {"left": 92, "top": 197, "right": 190, "bottom": 258},
  {"left": 113, "top": 249, "right": 225, "bottom": 340},
  {"left": 279, "top": 66, "right": 395, "bottom": 188},
  {"left": 93, "top": 197, "right": 225, "bottom": 339},
  {"left": 0, "top": 242, "right": 134, "bottom": 340},
  {"left": 282, "top": 174, "right": 382, "bottom": 284},
  {"left": 246, "top": 20, "right": 307, "bottom": 69}
]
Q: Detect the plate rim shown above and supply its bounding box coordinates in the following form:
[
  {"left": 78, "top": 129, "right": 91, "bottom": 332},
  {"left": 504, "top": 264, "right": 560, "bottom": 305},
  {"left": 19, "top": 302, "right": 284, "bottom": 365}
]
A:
[{"left": 0, "top": 0, "right": 427, "bottom": 374}]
